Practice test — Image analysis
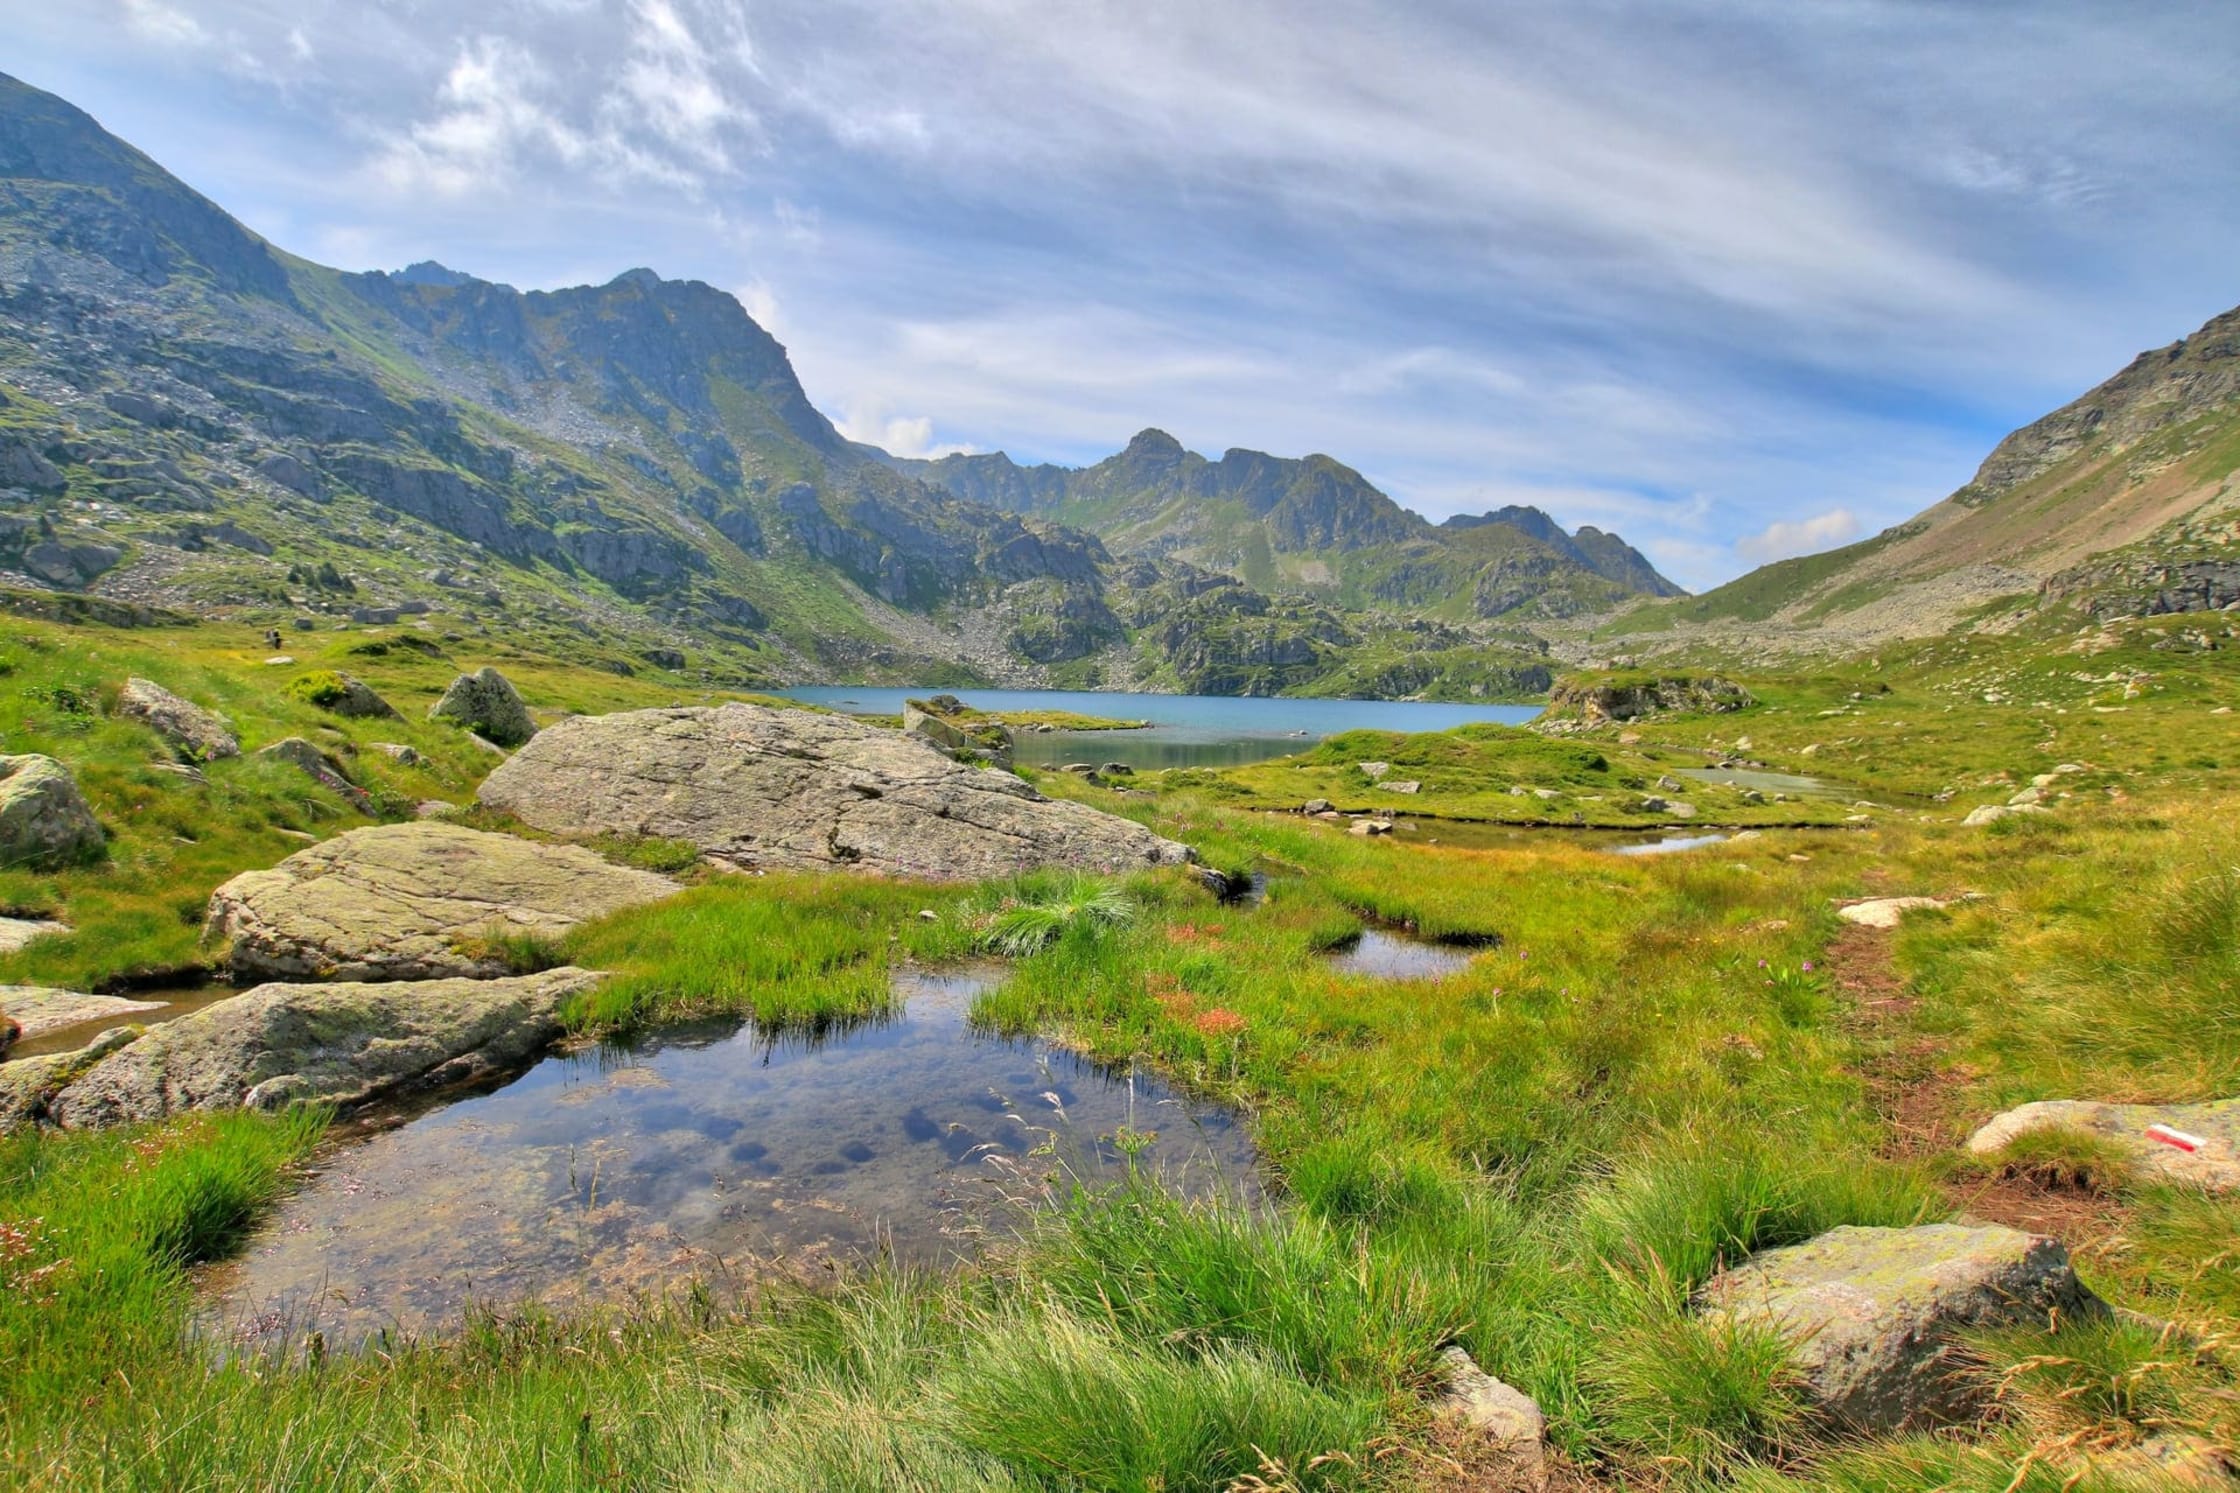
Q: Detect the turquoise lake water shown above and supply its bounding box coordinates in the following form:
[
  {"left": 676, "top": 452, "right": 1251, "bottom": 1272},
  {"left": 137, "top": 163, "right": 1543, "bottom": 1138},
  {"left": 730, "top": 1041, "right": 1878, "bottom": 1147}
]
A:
[{"left": 780, "top": 687, "right": 1541, "bottom": 770}]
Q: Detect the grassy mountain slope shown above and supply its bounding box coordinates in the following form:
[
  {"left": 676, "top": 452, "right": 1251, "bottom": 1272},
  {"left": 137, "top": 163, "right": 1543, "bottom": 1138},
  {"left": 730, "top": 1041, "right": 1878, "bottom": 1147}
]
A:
[{"left": 1600, "top": 303, "right": 2240, "bottom": 650}]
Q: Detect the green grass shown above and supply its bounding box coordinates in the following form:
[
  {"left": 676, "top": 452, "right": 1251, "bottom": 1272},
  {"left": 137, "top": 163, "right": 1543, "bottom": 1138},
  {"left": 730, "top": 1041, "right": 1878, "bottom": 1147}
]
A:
[{"left": 2, "top": 610, "right": 2240, "bottom": 1488}]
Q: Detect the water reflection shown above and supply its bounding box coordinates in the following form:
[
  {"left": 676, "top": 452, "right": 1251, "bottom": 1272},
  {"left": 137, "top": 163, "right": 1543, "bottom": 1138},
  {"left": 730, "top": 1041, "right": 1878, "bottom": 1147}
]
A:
[{"left": 202, "top": 969, "right": 1257, "bottom": 1350}]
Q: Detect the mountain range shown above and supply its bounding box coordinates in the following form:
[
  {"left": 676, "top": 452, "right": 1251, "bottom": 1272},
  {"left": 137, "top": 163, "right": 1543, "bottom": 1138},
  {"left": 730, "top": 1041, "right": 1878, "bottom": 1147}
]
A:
[{"left": 0, "top": 71, "right": 1679, "bottom": 699}]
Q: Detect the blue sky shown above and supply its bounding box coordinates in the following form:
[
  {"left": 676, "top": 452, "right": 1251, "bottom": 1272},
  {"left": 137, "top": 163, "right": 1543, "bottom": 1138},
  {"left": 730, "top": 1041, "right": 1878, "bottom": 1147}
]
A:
[{"left": 9, "top": 1, "right": 2238, "bottom": 589}]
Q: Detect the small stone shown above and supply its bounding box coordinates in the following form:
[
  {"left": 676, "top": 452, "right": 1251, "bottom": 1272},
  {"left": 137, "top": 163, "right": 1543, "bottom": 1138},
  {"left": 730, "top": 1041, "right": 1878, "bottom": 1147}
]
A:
[
  {"left": 371, "top": 742, "right": 426, "bottom": 767},
  {"left": 0, "top": 915, "right": 69, "bottom": 953},
  {"left": 1381, "top": 780, "right": 1421, "bottom": 794},
  {"left": 1302, "top": 798, "right": 1332, "bottom": 815},
  {"left": 1357, "top": 761, "right": 1391, "bottom": 781},
  {"left": 1432, "top": 1345, "right": 1545, "bottom": 1462}
]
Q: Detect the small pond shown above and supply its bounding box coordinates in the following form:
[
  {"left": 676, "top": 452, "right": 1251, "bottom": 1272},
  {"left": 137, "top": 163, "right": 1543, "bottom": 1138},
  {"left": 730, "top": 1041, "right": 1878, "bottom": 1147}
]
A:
[
  {"left": 780, "top": 687, "right": 1540, "bottom": 772},
  {"left": 202, "top": 968, "right": 1257, "bottom": 1351},
  {"left": 1323, "top": 930, "right": 1480, "bottom": 981}
]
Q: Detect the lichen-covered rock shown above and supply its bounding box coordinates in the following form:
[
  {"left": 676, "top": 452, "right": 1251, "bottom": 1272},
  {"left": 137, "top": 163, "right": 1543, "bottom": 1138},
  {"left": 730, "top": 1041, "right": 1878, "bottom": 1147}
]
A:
[
  {"left": 0, "top": 755, "right": 102, "bottom": 869},
  {"left": 255, "top": 737, "right": 374, "bottom": 814},
  {"left": 116, "top": 677, "right": 239, "bottom": 760},
  {"left": 0, "top": 985, "right": 164, "bottom": 1040},
  {"left": 45, "top": 969, "right": 601, "bottom": 1128},
  {"left": 477, "top": 704, "right": 1193, "bottom": 882},
  {"left": 1, "top": 1027, "right": 140, "bottom": 1132},
  {"left": 1968, "top": 1098, "right": 2240, "bottom": 1193},
  {"left": 1694, "top": 1223, "right": 2102, "bottom": 1430},
  {"left": 206, "top": 822, "right": 678, "bottom": 982},
  {"left": 429, "top": 667, "right": 536, "bottom": 747},
  {"left": 1539, "top": 674, "right": 1754, "bottom": 730}
]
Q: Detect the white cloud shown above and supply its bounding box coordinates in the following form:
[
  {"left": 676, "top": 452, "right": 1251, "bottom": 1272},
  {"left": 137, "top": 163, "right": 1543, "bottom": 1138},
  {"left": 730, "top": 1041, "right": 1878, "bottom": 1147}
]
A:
[
  {"left": 1736, "top": 509, "right": 1862, "bottom": 566},
  {"left": 120, "top": 0, "right": 205, "bottom": 47},
  {"left": 833, "top": 404, "right": 973, "bottom": 459}
]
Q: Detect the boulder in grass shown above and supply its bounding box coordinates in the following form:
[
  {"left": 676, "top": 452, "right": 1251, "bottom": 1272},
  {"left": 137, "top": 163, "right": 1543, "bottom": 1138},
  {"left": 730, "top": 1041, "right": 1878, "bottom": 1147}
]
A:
[
  {"left": 206, "top": 822, "right": 679, "bottom": 983},
  {"left": 1967, "top": 1098, "right": 2240, "bottom": 1194},
  {"left": 1693, "top": 1223, "right": 2103, "bottom": 1431},
  {"left": 45, "top": 969, "right": 602, "bottom": 1128},
  {"left": 256, "top": 737, "right": 374, "bottom": 814},
  {"left": 116, "top": 677, "right": 240, "bottom": 760},
  {"left": 477, "top": 703, "right": 1192, "bottom": 882},
  {"left": 0, "top": 755, "right": 102, "bottom": 869},
  {"left": 428, "top": 667, "right": 535, "bottom": 747}
]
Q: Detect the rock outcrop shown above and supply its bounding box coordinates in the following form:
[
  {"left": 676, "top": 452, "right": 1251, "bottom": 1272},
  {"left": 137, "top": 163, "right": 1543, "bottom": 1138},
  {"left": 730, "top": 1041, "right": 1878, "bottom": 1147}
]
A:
[
  {"left": 43, "top": 969, "right": 601, "bottom": 1128},
  {"left": 1538, "top": 674, "right": 1753, "bottom": 731},
  {"left": 0, "top": 755, "right": 102, "bottom": 869},
  {"left": 429, "top": 667, "right": 536, "bottom": 747},
  {"left": 1693, "top": 1223, "right": 2102, "bottom": 1430},
  {"left": 116, "top": 677, "right": 240, "bottom": 759},
  {"left": 206, "top": 822, "right": 679, "bottom": 982},
  {"left": 477, "top": 703, "right": 1193, "bottom": 881},
  {"left": 1967, "top": 1098, "right": 2240, "bottom": 1193}
]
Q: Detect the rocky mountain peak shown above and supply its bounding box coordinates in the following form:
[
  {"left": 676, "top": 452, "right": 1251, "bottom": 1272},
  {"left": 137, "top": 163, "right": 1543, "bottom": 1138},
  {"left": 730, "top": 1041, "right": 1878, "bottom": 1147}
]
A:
[{"left": 391, "top": 261, "right": 476, "bottom": 288}]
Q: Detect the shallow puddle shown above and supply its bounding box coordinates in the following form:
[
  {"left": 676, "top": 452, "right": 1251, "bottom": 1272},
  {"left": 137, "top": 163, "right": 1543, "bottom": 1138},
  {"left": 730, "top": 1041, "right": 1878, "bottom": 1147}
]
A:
[
  {"left": 201, "top": 968, "right": 1257, "bottom": 1350},
  {"left": 7, "top": 984, "right": 237, "bottom": 1060},
  {"left": 1323, "top": 929, "right": 1479, "bottom": 980},
  {"left": 1609, "top": 833, "right": 1730, "bottom": 857},
  {"left": 1676, "top": 767, "right": 1831, "bottom": 795}
]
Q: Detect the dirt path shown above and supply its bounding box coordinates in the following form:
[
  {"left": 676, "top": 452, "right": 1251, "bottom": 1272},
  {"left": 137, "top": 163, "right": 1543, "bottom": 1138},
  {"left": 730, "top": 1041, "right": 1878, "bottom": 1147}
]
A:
[{"left": 1822, "top": 921, "right": 2128, "bottom": 1243}]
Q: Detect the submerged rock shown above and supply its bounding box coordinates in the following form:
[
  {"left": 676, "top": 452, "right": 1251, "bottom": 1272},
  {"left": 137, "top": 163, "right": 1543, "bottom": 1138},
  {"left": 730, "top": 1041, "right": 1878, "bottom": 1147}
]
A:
[
  {"left": 207, "top": 822, "right": 679, "bottom": 982},
  {"left": 45, "top": 969, "right": 603, "bottom": 1128},
  {"left": 1967, "top": 1097, "right": 2240, "bottom": 1193},
  {"left": 0, "top": 755, "right": 102, "bottom": 869},
  {"left": 429, "top": 667, "right": 536, "bottom": 747},
  {"left": 477, "top": 704, "right": 1192, "bottom": 881},
  {"left": 116, "top": 677, "right": 240, "bottom": 760},
  {"left": 1693, "top": 1223, "right": 2101, "bottom": 1431}
]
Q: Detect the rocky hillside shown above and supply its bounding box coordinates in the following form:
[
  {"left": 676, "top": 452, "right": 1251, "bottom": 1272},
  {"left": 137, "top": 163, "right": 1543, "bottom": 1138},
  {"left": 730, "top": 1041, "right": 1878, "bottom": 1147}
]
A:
[
  {"left": 1596, "top": 302, "right": 2240, "bottom": 652},
  {"left": 896, "top": 430, "right": 1681, "bottom": 621},
  {"left": 0, "top": 72, "right": 1577, "bottom": 698}
]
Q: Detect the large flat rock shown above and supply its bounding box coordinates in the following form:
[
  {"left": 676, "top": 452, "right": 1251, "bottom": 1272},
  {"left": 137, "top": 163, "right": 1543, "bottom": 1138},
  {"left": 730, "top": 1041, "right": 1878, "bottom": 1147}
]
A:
[
  {"left": 1968, "top": 1097, "right": 2240, "bottom": 1193},
  {"left": 477, "top": 703, "right": 1193, "bottom": 882},
  {"left": 45, "top": 969, "right": 601, "bottom": 1128},
  {"left": 1693, "top": 1223, "right": 2101, "bottom": 1431},
  {"left": 206, "top": 822, "right": 679, "bottom": 982}
]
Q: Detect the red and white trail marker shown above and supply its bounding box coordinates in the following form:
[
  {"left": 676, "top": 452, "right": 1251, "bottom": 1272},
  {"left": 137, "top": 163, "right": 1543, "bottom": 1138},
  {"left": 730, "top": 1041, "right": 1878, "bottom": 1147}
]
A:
[{"left": 2145, "top": 1124, "right": 2206, "bottom": 1153}]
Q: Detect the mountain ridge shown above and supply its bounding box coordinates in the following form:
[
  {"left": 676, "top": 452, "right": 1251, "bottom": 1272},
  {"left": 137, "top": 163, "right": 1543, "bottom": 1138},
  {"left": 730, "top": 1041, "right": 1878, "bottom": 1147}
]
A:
[{"left": 892, "top": 432, "right": 1681, "bottom": 621}]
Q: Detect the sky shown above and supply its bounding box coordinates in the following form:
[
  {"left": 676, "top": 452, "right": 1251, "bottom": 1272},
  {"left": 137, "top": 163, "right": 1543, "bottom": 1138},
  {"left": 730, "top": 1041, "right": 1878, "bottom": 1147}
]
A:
[{"left": 7, "top": 1, "right": 2238, "bottom": 590}]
